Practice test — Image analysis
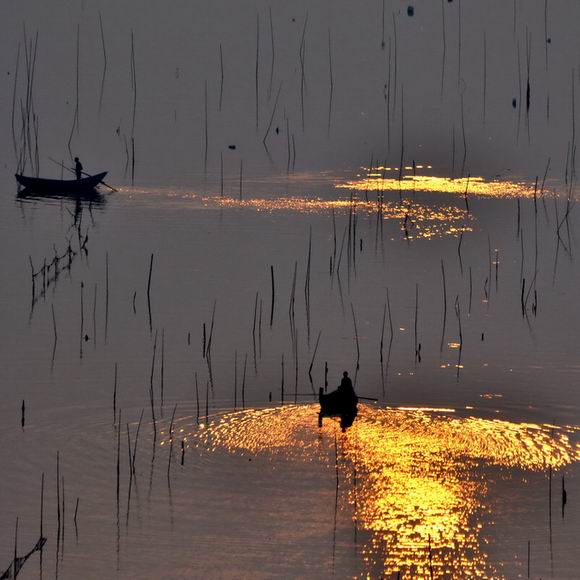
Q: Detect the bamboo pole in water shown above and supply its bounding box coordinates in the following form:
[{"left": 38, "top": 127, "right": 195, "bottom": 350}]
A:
[
  {"left": 149, "top": 332, "right": 158, "bottom": 438},
  {"left": 242, "top": 353, "right": 248, "bottom": 408},
  {"left": 351, "top": 303, "right": 360, "bottom": 370},
  {"left": 219, "top": 43, "right": 224, "bottom": 112},
  {"left": 308, "top": 330, "right": 322, "bottom": 389},
  {"left": 414, "top": 284, "right": 420, "bottom": 363},
  {"left": 167, "top": 403, "right": 177, "bottom": 478},
  {"left": 56, "top": 451, "right": 61, "bottom": 540},
  {"left": 147, "top": 253, "right": 154, "bottom": 332},
  {"left": 270, "top": 265, "right": 275, "bottom": 326},
  {"left": 195, "top": 372, "right": 200, "bottom": 422},
  {"left": 116, "top": 409, "right": 121, "bottom": 525},
  {"left": 255, "top": 12, "right": 260, "bottom": 131},
  {"left": 132, "top": 408, "right": 144, "bottom": 475},
  {"left": 105, "top": 252, "right": 109, "bottom": 341},
  {"left": 440, "top": 260, "right": 447, "bottom": 354},
  {"left": 112, "top": 362, "right": 117, "bottom": 423},
  {"left": 74, "top": 497, "right": 79, "bottom": 529},
  {"left": 160, "top": 329, "right": 165, "bottom": 416},
  {"left": 327, "top": 28, "right": 334, "bottom": 136},
  {"left": 204, "top": 79, "right": 208, "bottom": 171},
  {"left": 98, "top": 12, "right": 107, "bottom": 116},
  {"left": 280, "top": 354, "right": 285, "bottom": 404}
]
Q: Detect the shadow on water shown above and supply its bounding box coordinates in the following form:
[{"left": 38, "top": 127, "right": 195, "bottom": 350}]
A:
[
  {"left": 16, "top": 188, "right": 107, "bottom": 207},
  {"left": 16, "top": 188, "right": 107, "bottom": 224}
]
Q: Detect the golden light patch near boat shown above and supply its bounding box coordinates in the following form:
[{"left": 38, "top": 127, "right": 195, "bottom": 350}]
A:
[{"left": 172, "top": 405, "right": 580, "bottom": 578}]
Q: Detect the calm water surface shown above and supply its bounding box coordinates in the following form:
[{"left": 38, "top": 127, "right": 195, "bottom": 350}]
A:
[
  {"left": 2, "top": 0, "right": 580, "bottom": 577},
  {"left": 1, "top": 168, "right": 580, "bottom": 578}
]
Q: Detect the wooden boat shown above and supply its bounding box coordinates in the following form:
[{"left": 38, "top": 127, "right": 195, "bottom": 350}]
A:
[
  {"left": 15, "top": 172, "right": 108, "bottom": 193},
  {"left": 318, "top": 387, "right": 358, "bottom": 431}
]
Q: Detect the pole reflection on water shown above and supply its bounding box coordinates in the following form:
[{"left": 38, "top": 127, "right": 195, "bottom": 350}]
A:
[{"left": 169, "top": 404, "right": 580, "bottom": 578}]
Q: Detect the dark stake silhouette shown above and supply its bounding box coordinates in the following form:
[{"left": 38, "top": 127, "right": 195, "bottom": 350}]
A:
[
  {"left": 562, "top": 475, "right": 567, "bottom": 518},
  {"left": 318, "top": 371, "right": 358, "bottom": 431},
  {"left": 0, "top": 537, "right": 47, "bottom": 579}
]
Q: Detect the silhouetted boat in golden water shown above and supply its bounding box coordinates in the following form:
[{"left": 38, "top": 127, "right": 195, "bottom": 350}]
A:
[{"left": 318, "top": 386, "right": 358, "bottom": 431}]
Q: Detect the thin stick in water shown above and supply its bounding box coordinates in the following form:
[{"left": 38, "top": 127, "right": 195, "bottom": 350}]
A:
[
  {"left": 113, "top": 362, "right": 118, "bottom": 423},
  {"left": 147, "top": 253, "right": 154, "bottom": 332},
  {"left": 105, "top": 252, "right": 109, "bottom": 341},
  {"left": 268, "top": 7, "right": 275, "bottom": 101},
  {"left": 132, "top": 408, "right": 144, "bottom": 475},
  {"left": 351, "top": 303, "right": 360, "bottom": 370},
  {"left": 167, "top": 403, "right": 177, "bottom": 478},
  {"left": 219, "top": 44, "right": 224, "bottom": 112},
  {"left": 242, "top": 353, "right": 248, "bottom": 408},
  {"left": 270, "top": 265, "right": 275, "bottom": 326},
  {"left": 255, "top": 12, "right": 260, "bottom": 131}
]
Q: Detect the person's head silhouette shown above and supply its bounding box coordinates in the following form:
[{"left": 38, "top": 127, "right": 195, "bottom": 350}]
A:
[
  {"left": 74, "top": 157, "right": 79, "bottom": 162},
  {"left": 343, "top": 371, "right": 348, "bottom": 377}
]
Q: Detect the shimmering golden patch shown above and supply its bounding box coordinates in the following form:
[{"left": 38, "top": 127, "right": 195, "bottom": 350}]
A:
[
  {"left": 212, "top": 196, "right": 470, "bottom": 240},
  {"left": 120, "top": 181, "right": 472, "bottom": 240},
  {"left": 168, "top": 405, "right": 580, "bottom": 578},
  {"left": 338, "top": 173, "right": 538, "bottom": 199}
]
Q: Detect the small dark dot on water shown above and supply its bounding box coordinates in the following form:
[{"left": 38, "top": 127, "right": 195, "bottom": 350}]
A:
[
  {"left": 407, "top": 6, "right": 414, "bottom": 16},
  {"left": 547, "top": 37, "right": 552, "bottom": 44},
  {"left": 228, "top": 144, "right": 236, "bottom": 150},
  {"left": 512, "top": 98, "right": 517, "bottom": 108},
  {"left": 292, "top": 18, "right": 295, "bottom": 22},
  {"left": 481, "top": 333, "right": 485, "bottom": 341},
  {"left": 249, "top": 458, "right": 252, "bottom": 461},
  {"left": 275, "top": 127, "right": 279, "bottom": 134},
  {"left": 84, "top": 334, "right": 89, "bottom": 342}
]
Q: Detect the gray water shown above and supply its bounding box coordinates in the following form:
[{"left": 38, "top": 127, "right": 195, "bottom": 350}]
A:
[{"left": 1, "top": 0, "right": 580, "bottom": 578}]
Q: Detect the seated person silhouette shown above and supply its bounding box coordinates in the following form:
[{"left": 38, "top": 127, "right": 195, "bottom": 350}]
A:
[{"left": 318, "top": 371, "right": 359, "bottom": 431}]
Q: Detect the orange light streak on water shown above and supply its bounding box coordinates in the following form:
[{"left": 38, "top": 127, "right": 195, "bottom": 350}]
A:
[{"left": 174, "top": 405, "right": 580, "bottom": 578}]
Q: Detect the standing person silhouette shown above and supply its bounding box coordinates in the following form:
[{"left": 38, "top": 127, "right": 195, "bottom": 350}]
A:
[{"left": 74, "top": 157, "right": 83, "bottom": 180}]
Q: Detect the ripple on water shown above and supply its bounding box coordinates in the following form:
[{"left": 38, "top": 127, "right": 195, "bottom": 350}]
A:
[
  {"left": 1, "top": 403, "right": 579, "bottom": 578},
  {"left": 166, "top": 404, "right": 580, "bottom": 578}
]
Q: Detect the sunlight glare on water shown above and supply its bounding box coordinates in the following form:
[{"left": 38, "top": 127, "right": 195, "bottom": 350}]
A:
[
  {"left": 171, "top": 405, "right": 580, "bottom": 578},
  {"left": 118, "top": 184, "right": 471, "bottom": 240},
  {"left": 338, "top": 166, "right": 543, "bottom": 199}
]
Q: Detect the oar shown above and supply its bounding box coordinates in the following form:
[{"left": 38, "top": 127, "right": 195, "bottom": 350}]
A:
[
  {"left": 48, "top": 157, "right": 118, "bottom": 192},
  {"left": 295, "top": 392, "right": 378, "bottom": 402}
]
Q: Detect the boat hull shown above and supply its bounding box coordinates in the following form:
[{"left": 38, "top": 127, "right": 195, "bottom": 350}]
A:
[
  {"left": 318, "top": 387, "right": 358, "bottom": 431},
  {"left": 15, "top": 172, "right": 108, "bottom": 193}
]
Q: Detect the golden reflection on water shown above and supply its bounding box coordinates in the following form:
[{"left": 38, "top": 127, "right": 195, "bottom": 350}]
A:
[
  {"left": 212, "top": 196, "right": 470, "bottom": 240},
  {"left": 179, "top": 405, "right": 579, "bottom": 578},
  {"left": 338, "top": 172, "right": 537, "bottom": 199}
]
